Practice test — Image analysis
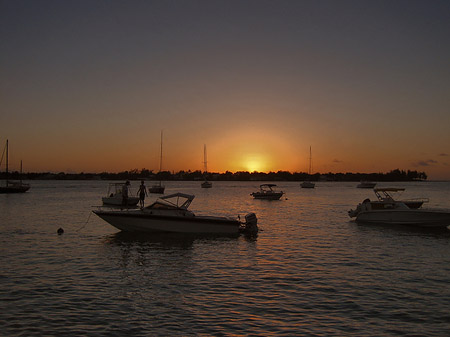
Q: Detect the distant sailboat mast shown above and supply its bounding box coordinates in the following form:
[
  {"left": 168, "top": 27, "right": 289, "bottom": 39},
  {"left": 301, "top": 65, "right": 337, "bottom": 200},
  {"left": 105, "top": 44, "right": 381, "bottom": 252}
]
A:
[
  {"left": 159, "top": 130, "right": 163, "bottom": 175},
  {"left": 300, "top": 145, "right": 315, "bottom": 188},
  {"left": 149, "top": 130, "right": 165, "bottom": 194},
  {"left": 201, "top": 144, "right": 212, "bottom": 188},
  {"left": 308, "top": 145, "right": 312, "bottom": 175},
  {"left": 0, "top": 139, "right": 30, "bottom": 193},
  {"left": 5, "top": 139, "right": 9, "bottom": 183},
  {"left": 203, "top": 144, "right": 207, "bottom": 174}
]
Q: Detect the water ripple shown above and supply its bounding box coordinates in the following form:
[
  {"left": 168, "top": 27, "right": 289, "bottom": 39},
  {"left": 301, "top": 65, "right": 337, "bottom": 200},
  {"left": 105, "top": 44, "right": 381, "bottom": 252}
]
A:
[{"left": 1, "top": 181, "right": 450, "bottom": 335}]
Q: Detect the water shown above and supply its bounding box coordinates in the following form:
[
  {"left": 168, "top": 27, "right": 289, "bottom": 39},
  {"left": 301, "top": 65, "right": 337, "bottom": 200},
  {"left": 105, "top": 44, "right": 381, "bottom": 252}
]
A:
[{"left": 1, "top": 180, "right": 450, "bottom": 336}]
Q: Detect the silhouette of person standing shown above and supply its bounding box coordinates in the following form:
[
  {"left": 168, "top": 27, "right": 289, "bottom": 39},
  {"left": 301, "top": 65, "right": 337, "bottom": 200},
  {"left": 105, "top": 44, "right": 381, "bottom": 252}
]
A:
[
  {"left": 122, "top": 180, "right": 130, "bottom": 207},
  {"left": 137, "top": 180, "right": 148, "bottom": 208}
]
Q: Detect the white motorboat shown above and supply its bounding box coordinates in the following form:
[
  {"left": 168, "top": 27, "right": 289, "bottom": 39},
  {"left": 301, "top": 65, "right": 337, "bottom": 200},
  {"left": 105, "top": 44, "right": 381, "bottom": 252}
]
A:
[
  {"left": 102, "top": 183, "right": 139, "bottom": 206},
  {"left": 348, "top": 190, "right": 450, "bottom": 228},
  {"left": 94, "top": 192, "right": 258, "bottom": 234},
  {"left": 357, "top": 181, "right": 377, "bottom": 188},
  {"left": 251, "top": 184, "right": 284, "bottom": 200}
]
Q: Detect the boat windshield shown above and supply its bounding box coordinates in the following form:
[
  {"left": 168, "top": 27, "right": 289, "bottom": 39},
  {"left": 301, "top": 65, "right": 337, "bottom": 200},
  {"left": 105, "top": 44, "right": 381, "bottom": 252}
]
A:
[
  {"left": 146, "top": 193, "right": 194, "bottom": 210},
  {"left": 260, "top": 184, "right": 277, "bottom": 191}
]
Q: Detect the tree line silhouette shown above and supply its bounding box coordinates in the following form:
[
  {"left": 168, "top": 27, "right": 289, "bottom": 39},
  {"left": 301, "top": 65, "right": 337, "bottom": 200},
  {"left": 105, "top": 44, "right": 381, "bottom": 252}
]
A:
[{"left": 1, "top": 168, "right": 427, "bottom": 181}]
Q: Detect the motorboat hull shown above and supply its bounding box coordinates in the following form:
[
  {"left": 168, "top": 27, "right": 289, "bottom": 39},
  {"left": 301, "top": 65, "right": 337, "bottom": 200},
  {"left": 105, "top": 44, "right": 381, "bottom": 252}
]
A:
[
  {"left": 251, "top": 184, "right": 284, "bottom": 200},
  {"left": 403, "top": 200, "right": 426, "bottom": 209},
  {"left": 251, "top": 192, "right": 284, "bottom": 200},
  {"left": 94, "top": 210, "right": 240, "bottom": 234},
  {"left": 356, "top": 210, "right": 450, "bottom": 228}
]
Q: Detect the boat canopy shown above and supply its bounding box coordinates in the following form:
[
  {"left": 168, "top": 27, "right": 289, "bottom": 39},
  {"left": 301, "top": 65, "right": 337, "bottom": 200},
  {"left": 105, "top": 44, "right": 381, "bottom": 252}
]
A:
[
  {"left": 107, "top": 182, "right": 131, "bottom": 195},
  {"left": 373, "top": 188, "right": 406, "bottom": 202},
  {"left": 260, "top": 184, "right": 277, "bottom": 188},
  {"left": 148, "top": 192, "right": 195, "bottom": 210}
]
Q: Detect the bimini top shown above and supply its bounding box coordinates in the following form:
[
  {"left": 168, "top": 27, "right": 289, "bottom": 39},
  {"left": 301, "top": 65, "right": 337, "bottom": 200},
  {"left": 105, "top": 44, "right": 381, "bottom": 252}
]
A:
[
  {"left": 146, "top": 192, "right": 195, "bottom": 210},
  {"left": 260, "top": 184, "right": 278, "bottom": 188}
]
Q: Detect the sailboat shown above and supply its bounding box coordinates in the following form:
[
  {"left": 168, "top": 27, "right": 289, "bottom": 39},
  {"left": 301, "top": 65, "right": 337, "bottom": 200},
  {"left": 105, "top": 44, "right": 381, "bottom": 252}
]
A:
[
  {"left": 0, "top": 139, "right": 30, "bottom": 193},
  {"left": 149, "top": 131, "right": 165, "bottom": 194},
  {"left": 201, "top": 144, "right": 212, "bottom": 188},
  {"left": 300, "top": 146, "right": 315, "bottom": 189}
]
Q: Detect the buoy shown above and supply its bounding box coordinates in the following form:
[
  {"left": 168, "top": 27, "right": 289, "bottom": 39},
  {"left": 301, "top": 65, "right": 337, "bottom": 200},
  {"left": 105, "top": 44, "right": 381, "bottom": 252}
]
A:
[{"left": 57, "top": 227, "right": 64, "bottom": 235}]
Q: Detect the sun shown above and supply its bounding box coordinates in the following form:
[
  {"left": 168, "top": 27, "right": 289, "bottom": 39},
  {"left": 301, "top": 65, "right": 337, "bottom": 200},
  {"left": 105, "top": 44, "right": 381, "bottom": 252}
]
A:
[
  {"left": 246, "top": 160, "right": 262, "bottom": 172},
  {"left": 245, "top": 154, "right": 268, "bottom": 172}
]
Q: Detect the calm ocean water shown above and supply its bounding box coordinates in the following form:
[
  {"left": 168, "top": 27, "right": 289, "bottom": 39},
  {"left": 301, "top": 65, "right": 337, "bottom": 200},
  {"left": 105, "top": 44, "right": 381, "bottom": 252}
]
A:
[{"left": 1, "top": 180, "right": 450, "bottom": 336}]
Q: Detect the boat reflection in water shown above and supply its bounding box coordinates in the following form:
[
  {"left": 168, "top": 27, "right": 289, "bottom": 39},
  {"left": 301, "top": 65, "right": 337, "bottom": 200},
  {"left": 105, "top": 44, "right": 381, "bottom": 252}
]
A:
[
  {"left": 349, "top": 188, "right": 450, "bottom": 228},
  {"left": 94, "top": 192, "right": 258, "bottom": 235}
]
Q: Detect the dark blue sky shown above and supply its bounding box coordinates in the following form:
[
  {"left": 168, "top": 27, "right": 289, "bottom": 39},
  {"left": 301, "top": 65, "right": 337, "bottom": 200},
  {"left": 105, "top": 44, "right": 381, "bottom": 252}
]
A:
[{"left": 1, "top": 0, "right": 449, "bottom": 177}]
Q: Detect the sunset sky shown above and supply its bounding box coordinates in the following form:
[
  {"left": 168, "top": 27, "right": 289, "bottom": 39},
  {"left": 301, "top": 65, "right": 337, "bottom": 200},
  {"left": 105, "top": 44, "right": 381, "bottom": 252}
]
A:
[{"left": 1, "top": 0, "right": 449, "bottom": 179}]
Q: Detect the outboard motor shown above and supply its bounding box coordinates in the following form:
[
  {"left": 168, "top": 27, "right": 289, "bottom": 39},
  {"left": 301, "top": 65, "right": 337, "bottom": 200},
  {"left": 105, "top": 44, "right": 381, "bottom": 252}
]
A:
[
  {"left": 348, "top": 203, "right": 362, "bottom": 218},
  {"left": 243, "top": 212, "right": 258, "bottom": 233}
]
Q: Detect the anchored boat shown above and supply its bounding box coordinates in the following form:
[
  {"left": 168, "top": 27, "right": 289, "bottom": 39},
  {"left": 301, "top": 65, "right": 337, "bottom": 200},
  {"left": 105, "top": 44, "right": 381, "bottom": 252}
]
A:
[
  {"left": 348, "top": 189, "right": 450, "bottom": 228},
  {"left": 102, "top": 182, "right": 139, "bottom": 206},
  {"left": 251, "top": 184, "right": 284, "bottom": 200},
  {"left": 357, "top": 181, "right": 377, "bottom": 188},
  {"left": 0, "top": 140, "right": 30, "bottom": 193},
  {"left": 94, "top": 192, "right": 258, "bottom": 234}
]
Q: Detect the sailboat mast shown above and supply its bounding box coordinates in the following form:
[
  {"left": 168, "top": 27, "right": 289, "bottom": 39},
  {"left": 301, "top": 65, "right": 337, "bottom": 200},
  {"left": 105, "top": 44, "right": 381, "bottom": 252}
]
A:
[
  {"left": 6, "top": 139, "right": 9, "bottom": 182},
  {"left": 308, "top": 146, "right": 312, "bottom": 175},
  {"left": 203, "top": 144, "right": 207, "bottom": 173},
  {"left": 159, "top": 130, "right": 163, "bottom": 173}
]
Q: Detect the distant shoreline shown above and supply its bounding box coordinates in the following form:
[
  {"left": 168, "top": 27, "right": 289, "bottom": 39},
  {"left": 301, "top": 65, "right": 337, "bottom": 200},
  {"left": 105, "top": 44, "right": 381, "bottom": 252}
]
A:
[{"left": 1, "top": 168, "right": 428, "bottom": 182}]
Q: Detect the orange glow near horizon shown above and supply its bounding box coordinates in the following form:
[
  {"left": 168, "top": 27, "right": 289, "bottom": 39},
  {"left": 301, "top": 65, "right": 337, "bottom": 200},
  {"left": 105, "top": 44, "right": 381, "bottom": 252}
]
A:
[
  {"left": 205, "top": 126, "right": 300, "bottom": 174},
  {"left": 3, "top": 123, "right": 448, "bottom": 180}
]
